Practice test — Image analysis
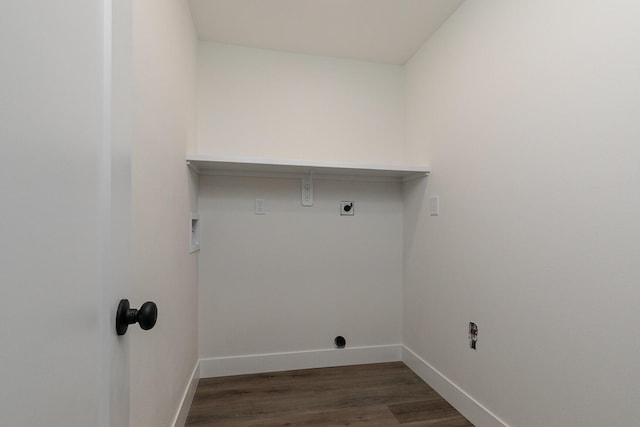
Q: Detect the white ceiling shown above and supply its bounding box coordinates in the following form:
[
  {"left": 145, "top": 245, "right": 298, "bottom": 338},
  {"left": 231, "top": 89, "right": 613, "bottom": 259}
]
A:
[{"left": 188, "top": 0, "right": 465, "bottom": 64}]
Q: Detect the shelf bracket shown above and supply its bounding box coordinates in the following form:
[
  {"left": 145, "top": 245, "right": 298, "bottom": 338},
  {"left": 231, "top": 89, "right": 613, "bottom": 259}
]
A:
[
  {"left": 301, "top": 172, "right": 313, "bottom": 206},
  {"left": 186, "top": 160, "right": 200, "bottom": 174}
]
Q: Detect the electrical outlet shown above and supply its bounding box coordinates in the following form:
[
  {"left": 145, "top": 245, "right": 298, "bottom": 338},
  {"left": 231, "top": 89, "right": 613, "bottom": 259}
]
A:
[
  {"left": 430, "top": 195, "right": 439, "bottom": 216},
  {"left": 255, "top": 199, "right": 265, "bottom": 215},
  {"left": 340, "top": 201, "right": 354, "bottom": 216},
  {"left": 469, "top": 322, "right": 478, "bottom": 350}
]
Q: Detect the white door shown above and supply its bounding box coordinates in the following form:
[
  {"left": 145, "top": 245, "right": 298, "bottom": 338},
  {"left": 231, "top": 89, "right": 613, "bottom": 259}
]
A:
[{"left": 0, "top": 0, "right": 132, "bottom": 425}]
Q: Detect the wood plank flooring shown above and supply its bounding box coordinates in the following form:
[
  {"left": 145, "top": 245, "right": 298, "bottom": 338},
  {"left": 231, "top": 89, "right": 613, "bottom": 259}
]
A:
[{"left": 186, "top": 362, "right": 473, "bottom": 426}]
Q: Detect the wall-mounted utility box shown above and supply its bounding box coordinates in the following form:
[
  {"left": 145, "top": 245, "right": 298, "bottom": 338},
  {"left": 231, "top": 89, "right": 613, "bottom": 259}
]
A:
[
  {"left": 190, "top": 212, "right": 200, "bottom": 253},
  {"left": 340, "top": 201, "right": 355, "bottom": 216}
]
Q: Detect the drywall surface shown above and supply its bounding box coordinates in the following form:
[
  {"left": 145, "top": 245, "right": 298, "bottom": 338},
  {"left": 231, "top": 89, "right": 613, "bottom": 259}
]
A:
[
  {"left": 198, "top": 176, "right": 403, "bottom": 363},
  {"left": 403, "top": 1, "right": 640, "bottom": 426},
  {"left": 131, "top": 0, "right": 198, "bottom": 426},
  {"left": 196, "top": 43, "right": 405, "bottom": 165}
]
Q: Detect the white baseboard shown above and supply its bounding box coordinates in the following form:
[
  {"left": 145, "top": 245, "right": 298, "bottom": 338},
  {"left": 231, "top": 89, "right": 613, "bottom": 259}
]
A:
[
  {"left": 401, "top": 346, "right": 507, "bottom": 427},
  {"left": 199, "top": 344, "right": 402, "bottom": 378},
  {"left": 172, "top": 360, "right": 200, "bottom": 427}
]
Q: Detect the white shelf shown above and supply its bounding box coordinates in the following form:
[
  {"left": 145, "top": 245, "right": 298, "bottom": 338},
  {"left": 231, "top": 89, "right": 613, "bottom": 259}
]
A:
[{"left": 186, "top": 154, "right": 430, "bottom": 182}]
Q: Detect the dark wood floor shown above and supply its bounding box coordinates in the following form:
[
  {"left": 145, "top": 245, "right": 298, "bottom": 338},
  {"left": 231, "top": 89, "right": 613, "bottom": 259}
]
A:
[{"left": 186, "top": 362, "right": 473, "bottom": 426}]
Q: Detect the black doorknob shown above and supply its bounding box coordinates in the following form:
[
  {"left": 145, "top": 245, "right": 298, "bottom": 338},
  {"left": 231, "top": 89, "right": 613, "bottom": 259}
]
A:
[{"left": 116, "top": 299, "right": 158, "bottom": 336}]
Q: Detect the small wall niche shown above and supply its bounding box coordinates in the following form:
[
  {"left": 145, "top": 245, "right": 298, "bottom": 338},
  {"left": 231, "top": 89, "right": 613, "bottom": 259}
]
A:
[{"left": 190, "top": 212, "right": 200, "bottom": 253}]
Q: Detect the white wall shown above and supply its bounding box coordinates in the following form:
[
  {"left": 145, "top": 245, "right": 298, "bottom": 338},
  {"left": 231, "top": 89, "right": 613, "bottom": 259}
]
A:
[
  {"left": 198, "top": 176, "right": 403, "bottom": 366},
  {"left": 403, "top": 1, "right": 640, "bottom": 426},
  {"left": 130, "top": 0, "right": 199, "bottom": 426},
  {"left": 195, "top": 42, "right": 408, "bottom": 374},
  {"left": 196, "top": 43, "right": 405, "bottom": 165}
]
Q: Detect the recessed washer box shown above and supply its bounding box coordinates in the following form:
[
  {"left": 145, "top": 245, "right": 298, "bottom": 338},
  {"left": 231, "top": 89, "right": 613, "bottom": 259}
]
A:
[{"left": 190, "top": 212, "right": 200, "bottom": 253}]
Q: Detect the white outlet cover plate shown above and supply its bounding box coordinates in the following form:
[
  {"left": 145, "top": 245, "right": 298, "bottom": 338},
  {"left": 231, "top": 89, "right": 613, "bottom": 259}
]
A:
[
  {"left": 430, "top": 195, "right": 439, "bottom": 216},
  {"left": 255, "top": 198, "right": 265, "bottom": 215}
]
